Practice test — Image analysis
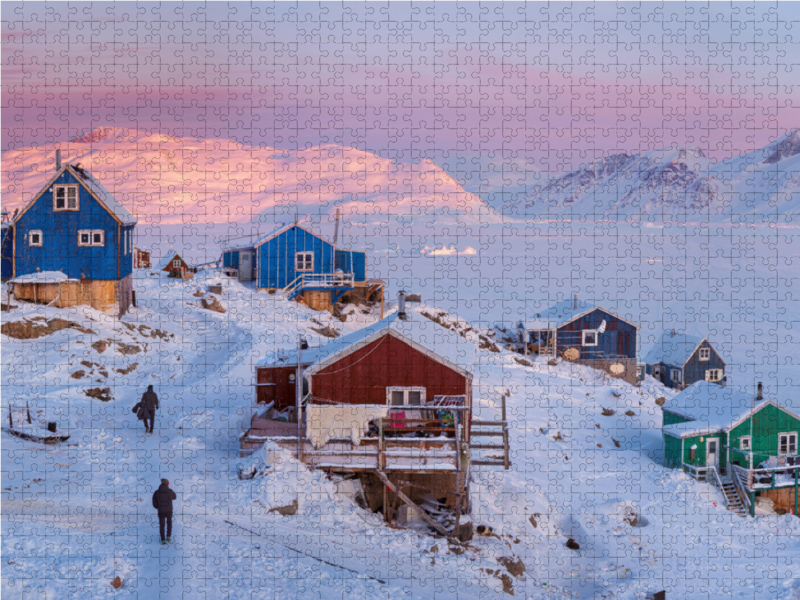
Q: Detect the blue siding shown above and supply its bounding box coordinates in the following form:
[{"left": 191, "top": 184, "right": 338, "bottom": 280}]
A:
[
  {"left": 1, "top": 226, "right": 13, "bottom": 279},
  {"left": 257, "top": 226, "right": 336, "bottom": 288},
  {"left": 652, "top": 341, "right": 726, "bottom": 389},
  {"left": 14, "top": 169, "right": 128, "bottom": 281},
  {"left": 555, "top": 308, "right": 637, "bottom": 360},
  {"left": 335, "top": 249, "right": 367, "bottom": 282},
  {"left": 223, "top": 249, "right": 240, "bottom": 269}
]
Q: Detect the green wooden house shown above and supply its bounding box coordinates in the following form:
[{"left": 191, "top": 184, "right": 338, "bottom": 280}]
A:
[{"left": 662, "top": 381, "right": 800, "bottom": 516}]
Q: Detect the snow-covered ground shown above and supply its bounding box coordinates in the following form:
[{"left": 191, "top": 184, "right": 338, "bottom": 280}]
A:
[{"left": 3, "top": 216, "right": 800, "bottom": 599}]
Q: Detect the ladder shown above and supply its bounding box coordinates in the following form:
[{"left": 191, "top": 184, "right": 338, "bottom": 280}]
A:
[{"left": 470, "top": 395, "right": 511, "bottom": 469}]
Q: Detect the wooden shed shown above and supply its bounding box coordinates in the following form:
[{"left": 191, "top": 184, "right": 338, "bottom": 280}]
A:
[
  {"left": 644, "top": 330, "right": 726, "bottom": 389},
  {"left": 133, "top": 247, "right": 151, "bottom": 269},
  {"left": 662, "top": 381, "right": 800, "bottom": 517},
  {"left": 522, "top": 296, "right": 639, "bottom": 383}
]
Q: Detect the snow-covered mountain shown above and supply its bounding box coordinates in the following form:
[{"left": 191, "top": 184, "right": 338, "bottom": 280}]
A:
[
  {"left": 1, "top": 128, "right": 488, "bottom": 225},
  {"left": 510, "top": 130, "right": 800, "bottom": 221}
]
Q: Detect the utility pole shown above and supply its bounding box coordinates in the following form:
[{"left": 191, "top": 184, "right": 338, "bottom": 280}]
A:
[{"left": 297, "top": 334, "right": 303, "bottom": 460}]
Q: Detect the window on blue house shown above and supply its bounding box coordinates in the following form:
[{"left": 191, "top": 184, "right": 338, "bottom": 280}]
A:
[
  {"left": 582, "top": 330, "right": 598, "bottom": 346},
  {"left": 53, "top": 185, "right": 79, "bottom": 211},
  {"left": 28, "top": 230, "right": 43, "bottom": 246},
  {"left": 295, "top": 251, "right": 313, "bottom": 272},
  {"left": 78, "top": 230, "right": 105, "bottom": 247},
  {"left": 672, "top": 369, "right": 682, "bottom": 385},
  {"left": 699, "top": 347, "right": 710, "bottom": 361}
]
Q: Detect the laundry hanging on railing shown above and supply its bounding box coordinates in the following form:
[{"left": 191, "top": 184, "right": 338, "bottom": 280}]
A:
[{"left": 306, "top": 404, "right": 389, "bottom": 449}]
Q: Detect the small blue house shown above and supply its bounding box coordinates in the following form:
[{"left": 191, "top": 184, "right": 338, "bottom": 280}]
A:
[
  {"left": 522, "top": 297, "right": 640, "bottom": 383},
  {"left": 8, "top": 159, "right": 137, "bottom": 316},
  {"left": 248, "top": 223, "right": 370, "bottom": 311},
  {"left": 644, "top": 330, "right": 726, "bottom": 389}
]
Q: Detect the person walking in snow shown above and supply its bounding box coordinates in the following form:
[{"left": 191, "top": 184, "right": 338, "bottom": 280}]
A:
[
  {"left": 152, "top": 478, "right": 177, "bottom": 544},
  {"left": 133, "top": 385, "right": 159, "bottom": 433}
]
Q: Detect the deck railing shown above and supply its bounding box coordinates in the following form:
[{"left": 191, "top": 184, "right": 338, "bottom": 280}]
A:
[
  {"left": 683, "top": 462, "right": 728, "bottom": 509},
  {"left": 284, "top": 272, "right": 355, "bottom": 298}
]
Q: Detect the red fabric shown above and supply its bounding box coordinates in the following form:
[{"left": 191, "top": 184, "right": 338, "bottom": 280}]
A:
[{"left": 389, "top": 411, "right": 405, "bottom": 428}]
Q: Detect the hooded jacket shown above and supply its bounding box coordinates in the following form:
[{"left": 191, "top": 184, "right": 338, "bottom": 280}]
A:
[{"left": 152, "top": 482, "right": 176, "bottom": 514}]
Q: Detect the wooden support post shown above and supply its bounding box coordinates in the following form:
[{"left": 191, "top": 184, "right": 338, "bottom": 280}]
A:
[
  {"left": 374, "top": 469, "right": 449, "bottom": 537},
  {"left": 502, "top": 394, "right": 510, "bottom": 470},
  {"left": 453, "top": 418, "right": 463, "bottom": 534},
  {"left": 795, "top": 466, "right": 798, "bottom": 517}
]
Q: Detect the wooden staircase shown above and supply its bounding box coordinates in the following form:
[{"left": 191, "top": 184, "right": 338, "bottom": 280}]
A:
[
  {"left": 470, "top": 395, "right": 511, "bottom": 469},
  {"left": 720, "top": 477, "right": 748, "bottom": 517}
]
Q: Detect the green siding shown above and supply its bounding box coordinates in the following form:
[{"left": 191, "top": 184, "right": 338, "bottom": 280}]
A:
[
  {"left": 663, "top": 431, "right": 728, "bottom": 470},
  {"left": 728, "top": 404, "right": 800, "bottom": 468},
  {"left": 662, "top": 410, "right": 692, "bottom": 426}
]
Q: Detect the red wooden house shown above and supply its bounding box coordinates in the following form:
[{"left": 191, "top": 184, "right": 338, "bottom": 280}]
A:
[
  {"left": 156, "top": 249, "right": 189, "bottom": 272},
  {"left": 245, "top": 302, "right": 480, "bottom": 524}
]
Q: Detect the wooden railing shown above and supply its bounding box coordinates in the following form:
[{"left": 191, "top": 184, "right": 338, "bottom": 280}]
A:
[
  {"left": 683, "top": 462, "right": 728, "bottom": 509},
  {"left": 284, "top": 272, "right": 355, "bottom": 298}
]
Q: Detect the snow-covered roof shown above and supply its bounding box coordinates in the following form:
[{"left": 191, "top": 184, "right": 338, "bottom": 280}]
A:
[
  {"left": 155, "top": 249, "right": 182, "bottom": 271},
  {"left": 524, "top": 299, "right": 639, "bottom": 330},
  {"left": 660, "top": 381, "right": 791, "bottom": 438},
  {"left": 69, "top": 166, "right": 138, "bottom": 226},
  {"left": 11, "top": 271, "right": 73, "bottom": 284},
  {"left": 644, "top": 331, "right": 707, "bottom": 366},
  {"left": 253, "top": 223, "right": 305, "bottom": 248},
  {"left": 258, "top": 308, "right": 475, "bottom": 378}
]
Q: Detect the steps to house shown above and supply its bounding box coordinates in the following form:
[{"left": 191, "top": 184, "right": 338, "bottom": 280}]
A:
[
  {"left": 470, "top": 397, "right": 511, "bottom": 469},
  {"left": 720, "top": 480, "right": 748, "bottom": 516}
]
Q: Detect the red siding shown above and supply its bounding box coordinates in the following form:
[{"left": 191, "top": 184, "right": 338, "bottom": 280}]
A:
[
  {"left": 162, "top": 254, "right": 189, "bottom": 272},
  {"left": 256, "top": 366, "right": 298, "bottom": 409},
  {"left": 311, "top": 334, "right": 468, "bottom": 406}
]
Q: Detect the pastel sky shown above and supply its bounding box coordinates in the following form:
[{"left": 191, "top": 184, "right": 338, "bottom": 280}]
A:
[{"left": 3, "top": 1, "right": 799, "bottom": 194}]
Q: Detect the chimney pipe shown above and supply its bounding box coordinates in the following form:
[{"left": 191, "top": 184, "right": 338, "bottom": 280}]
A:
[
  {"left": 671, "top": 329, "right": 676, "bottom": 337},
  {"left": 573, "top": 293, "right": 577, "bottom": 310},
  {"left": 398, "top": 291, "right": 406, "bottom": 318},
  {"left": 55, "top": 149, "right": 61, "bottom": 171},
  {"left": 757, "top": 382, "right": 763, "bottom": 400}
]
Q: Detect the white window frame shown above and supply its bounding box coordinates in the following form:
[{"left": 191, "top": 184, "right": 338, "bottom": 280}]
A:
[
  {"left": 386, "top": 386, "right": 426, "bottom": 407},
  {"left": 53, "top": 184, "right": 79, "bottom": 211},
  {"left": 295, "top": 251, "right": 314, "bottom": 272},
  {"left": 124, "top": 231, "right": 128, "bottom": 254},
  {"left": 78, "top": 230, "right": 105, "bottom": 247},
  {"left": 778, "top": 432, "right": 798, "bottom": 456},
  {"left": 172, "top": 259, "right": 182, "bottom": 269},
  {"left": 582, "top": 330, "right": 598, "bottom": 347},
  {"left": 672, "top": 368, "right": 682, "bottom": 385},
  {"left": 739, "top": 436, "right": 751, "bottom": 451},
  {"left": 651, "top": 364, "right": 661, "bottom": 378},
  {"left": 699, "top": 347, "right": 711, "bottom": 361},
  {"left": 28, "top": 230, "right": 43, "bottom": 246},
  {"left": 705, "top": 368, "right": 723, "bottom": 382}
]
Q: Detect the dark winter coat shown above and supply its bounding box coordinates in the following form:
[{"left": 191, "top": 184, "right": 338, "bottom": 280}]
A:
[
  {"left": 152, "top": 483, "right": 176, "bottom": 515},
  {"left": 136, "top": 390, "right": 159, "bottom": 419}
]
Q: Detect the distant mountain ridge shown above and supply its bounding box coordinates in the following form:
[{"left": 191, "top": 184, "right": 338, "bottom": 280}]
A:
[
  {"left": 1, "top": 128, "right": 489, "bottom": 225},
  {"left": 509, "top": 130, "right": 800, "bottom": 221}
]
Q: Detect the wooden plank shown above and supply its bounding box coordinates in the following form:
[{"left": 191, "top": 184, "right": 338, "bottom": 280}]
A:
[
  {"left": 373, "top": 469, "right": 449, "bottom": 537},
  {"left": 471, "top": 420, "right": 508, "bottom": 427},
  {"left": 470, "top": 444, "right": 506, "bottom": 450},
  {"left": 471, "top": 459, "right": 507, "bottom": 466},
  {"left": 470, "top": 430, "right": 505, "bottom": 437}
]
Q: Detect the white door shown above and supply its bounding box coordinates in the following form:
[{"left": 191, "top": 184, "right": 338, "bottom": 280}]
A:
[
  {"left": 239, "top": 252, "right": 252, "bottom": 281},
  {"left": 706, "top": 438, "right": 720, "bottom": 469}
]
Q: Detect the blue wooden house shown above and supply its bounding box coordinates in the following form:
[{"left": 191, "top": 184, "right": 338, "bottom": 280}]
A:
[
  {"left": 247, "top": 223, "right": 375, "bottom": 311},
  {"left": 7, "top": 158, "right": 137, "bottom": 316},
  {"left": 644, "top": 330, "right": 726, "bottom": 389},
  {"left": 521, "top": 297, "right": 640, "bottom": 383}
]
